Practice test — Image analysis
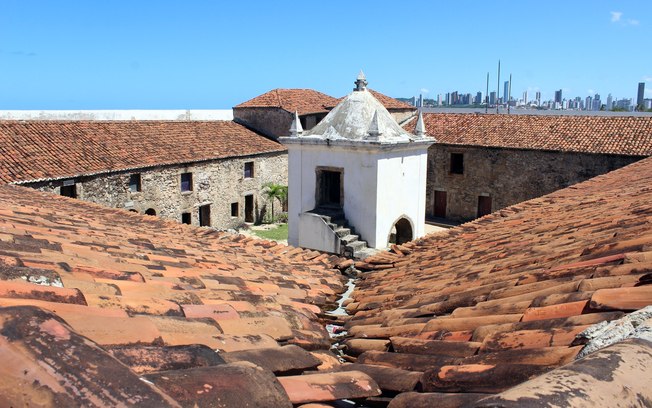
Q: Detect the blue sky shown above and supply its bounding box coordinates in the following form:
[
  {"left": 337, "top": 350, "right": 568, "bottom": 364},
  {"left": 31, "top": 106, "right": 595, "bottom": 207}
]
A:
[{"left": 1, "top": 1, "right": 650, "bottom": 109}]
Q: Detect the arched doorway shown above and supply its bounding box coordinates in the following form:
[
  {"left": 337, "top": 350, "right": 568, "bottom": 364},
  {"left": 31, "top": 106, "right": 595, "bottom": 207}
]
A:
[
  {"left": 145, "top": 208, "right": 157, "bottom": 216},
  {"left": 389, "top": 217, "right": 413, "bottom": 245}
]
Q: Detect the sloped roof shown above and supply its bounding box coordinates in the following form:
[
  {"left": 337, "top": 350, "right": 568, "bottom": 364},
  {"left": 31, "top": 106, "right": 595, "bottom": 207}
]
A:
[
  {"left": 303, "top": 89, "right": 415, "bottom": 142},
  {"left": 368, "top": 89, "right": 416, "bottom": 110},
  {"left": 0, "top": 120, "right": 286, "bottom": 184},
  {"left": 344, "top": 157, "right": 652, "bottom": 405},
  {"left": 234, "top": 89, "right": 339, "bottom": 116},
  {"left": 405, "top": 113, "right": 652, "bottom": 156},
  {"left": 328, "top": 89, "right": 417, "bottom": 111},
  {"left": 0, "top": 184, "right": 386, "bottom": 406}
]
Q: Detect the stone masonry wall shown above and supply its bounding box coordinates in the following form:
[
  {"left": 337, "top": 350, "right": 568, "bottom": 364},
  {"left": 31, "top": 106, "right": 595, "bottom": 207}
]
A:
[
  {"left": 233, "top": 108, "right": 293, "bottom": 140},
  {"left": 427, "top": 145, "right": 644, "bottom": 222},
  {"left": 28, "top": 151, "right": 288, "bottom": 230}
]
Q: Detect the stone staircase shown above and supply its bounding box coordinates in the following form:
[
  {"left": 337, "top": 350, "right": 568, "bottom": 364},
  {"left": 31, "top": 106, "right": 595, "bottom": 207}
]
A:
[{"left": 310, "top": 207, "right": 376, "bottom": 259}]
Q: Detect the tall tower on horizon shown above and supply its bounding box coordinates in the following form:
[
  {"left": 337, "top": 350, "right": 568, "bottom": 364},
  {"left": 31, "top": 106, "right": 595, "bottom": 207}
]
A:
[
  {"left": 638, "top": 82, "right": 645, "bottom": 108},
  {"left": 555, "top": 89, "right": 563, "bottom": 104}
]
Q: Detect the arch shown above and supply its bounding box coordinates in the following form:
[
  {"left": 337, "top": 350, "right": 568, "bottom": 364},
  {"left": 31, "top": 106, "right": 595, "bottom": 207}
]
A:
[
  {"left": 128, "top": 209, "right": 138, "bottom": 213},
  {"left": 388, "top": 216, "right": 414, "bottom": 245},
  {"left": 144, "top": 208, "right": 157, "bottom": 216}
]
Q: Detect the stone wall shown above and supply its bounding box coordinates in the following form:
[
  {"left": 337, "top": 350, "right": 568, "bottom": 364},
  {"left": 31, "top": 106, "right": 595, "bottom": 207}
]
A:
[
  {"left": 427, "top": 144, "right": 644, "bottom": 221},
  {"left": 28, "top": 151, "right": 288, "bottom": 230},
  {"left": 233, "top": 107, "right": 293, "bottom": 140}
]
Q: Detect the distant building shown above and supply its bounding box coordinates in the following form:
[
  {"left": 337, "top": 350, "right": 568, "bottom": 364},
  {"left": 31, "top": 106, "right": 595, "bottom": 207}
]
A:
[
  {"left": 475, "top": 92, "right": 482, "bottom": 105},
  {"left": 523, "top": 91, "right": 528, "bottom": 105},
  {"left": 504, "top": 81, "right": 510, "bottom": 104},
  {"left": 555, "top": 89, "right": 563, "bottom": 104},
  {"left": 638, "top": 82, "right": 646, "bottom": 108},
  {"left": 489, "top": 91, "right": 496, "bottom": 105},
  {"left": 535, "top": 91, "right": 541, "bottom": 106},
  {"left": 586, "top": 96, "right": 594, "bottom": 111},
  {"left": 607, "top": 94, "right": 613, "bottom": 111},
  {"left": 593, "top": 94, "right": 602, "bottom": 111}
]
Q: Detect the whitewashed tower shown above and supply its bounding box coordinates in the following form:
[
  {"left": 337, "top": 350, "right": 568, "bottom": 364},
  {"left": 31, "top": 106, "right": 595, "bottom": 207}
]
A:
[{"left": 280, "top": 73, "right": 434, "bottom": 257}]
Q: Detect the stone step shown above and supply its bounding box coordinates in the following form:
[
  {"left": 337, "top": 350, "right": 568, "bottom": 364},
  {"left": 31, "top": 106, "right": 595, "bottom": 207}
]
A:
[
  {"left": 340, "top": 234, "right": 359, "bottom": 245},
  {"left": 334, "top": 227, "right": 351, "bottom": 238},
  {"left": 353, "top": 247, "right": 380, "bottom": 260},
  {"left": 345, "top": 240, "right": 367, "bottom": 252}
]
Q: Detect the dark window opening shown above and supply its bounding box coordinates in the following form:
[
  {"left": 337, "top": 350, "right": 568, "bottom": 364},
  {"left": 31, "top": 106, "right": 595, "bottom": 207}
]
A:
[
  {"left": 180, "top": 172, "right": 193, "bottom": 192},
  {"left": 316, "top": 169, "right": 342, "bottom": 207},
  {"left": 181, "top": 212, "right": 191, "bottom": 224},
  {"left": 299, "top": 116, "right": 307, "bottom": 130},
  {"left": 145, "top": 208, "right": 157, "bottom": 216},
  {"left": 231, "top": 202, "right": 239, "bottom": 217},
  {"left": 389, "top": 218, "right": 413, "bottom": 245},
  {"left": 450, "top": 153, "right": 464, "bottom": 174},
  {"left": 129, "top": 173, "right": 142, "bottom": 192},
  {"left": 477, "top": 196, "right": 492, "bottom": 218},
  {"left": 199, "top": 205, "right": 211, "bottom": 227},
  {"left": 128, "top": 209, "right": 138, "bottom": 213},
  {"left": 60, "top": 184, "right": 77, "bottom": 198},
  {"left": 434, "top": 190, "right": 447, "bottom": 218},
  {"left": 244, "top": 195, "right": 254, "bottom": 223},
  {"left": 244, "top": 162, "right": 254, "bottom": 178}
]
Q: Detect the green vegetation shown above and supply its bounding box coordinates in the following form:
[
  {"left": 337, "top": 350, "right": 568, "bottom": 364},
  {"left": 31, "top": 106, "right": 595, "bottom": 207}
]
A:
[
  {"left": 251, "top": 223, "right": 288, "bottom": 241},
  {"left": 261, "top": 182, "right": 288, "bottom": 223}
]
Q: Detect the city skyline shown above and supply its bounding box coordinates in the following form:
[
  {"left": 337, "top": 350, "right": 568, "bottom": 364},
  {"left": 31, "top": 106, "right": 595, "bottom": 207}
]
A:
[{"left": 1, "top": 1, "right": 651, "bottom": 109}]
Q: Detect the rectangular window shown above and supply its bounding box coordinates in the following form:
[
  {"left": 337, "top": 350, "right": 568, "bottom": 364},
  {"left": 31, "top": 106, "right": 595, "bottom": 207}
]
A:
[
  {"left": 244, "top": 162, "right": 254, "bottom": 178},
  {"left": 231, "top": 202, "right": 239, "bottom": 217},
  {"left": 450, "top": 153, "right": 464, "bottom": 174},
  {"left": 180, "top": 172, "right": 193, "bottom": 192},
  {"left": 129, "top": 173, "right": 141, "bottom": 192},
  {"left": 60, "top": 183, "right": 77, "bottom": 198},
  {"left": 181, "top": 212, "right": 191, "bottom": 225}
]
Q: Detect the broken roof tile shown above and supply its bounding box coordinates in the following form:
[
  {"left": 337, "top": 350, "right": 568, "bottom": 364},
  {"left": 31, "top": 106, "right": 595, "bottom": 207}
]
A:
[{"left": 221, "top": 345, "right": 322, "bottom": 375}]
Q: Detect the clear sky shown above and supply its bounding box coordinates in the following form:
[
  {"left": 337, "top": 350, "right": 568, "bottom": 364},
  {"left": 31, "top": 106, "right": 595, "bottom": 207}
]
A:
[{"left": 1, "top": 1, "right": 650, "bottom": 109}]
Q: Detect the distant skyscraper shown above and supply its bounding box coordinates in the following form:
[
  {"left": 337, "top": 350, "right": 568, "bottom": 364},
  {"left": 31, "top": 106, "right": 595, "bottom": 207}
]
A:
[
  {"left": 504, "top": 81, "right": 509, "bottom": 104},
  {"left": 638, "top": 82, "right": 645, "bottom": 108},
  {"left": 489, "top": 91, "right": 496, "bottom": 105},
  {"left": 593, "top": 94, "right": 601, "bottom": 111},
  {"left": 475, "top": 92, "right": 482, "bottom": 105},
  {"left": 585, "top": 96, "right": 593, "bottom": 111},
  {"left": 522, "top": 91, "right": 528, "bottom": 105},
  {"left": 437, "top": 94, "right": 442, "bottom": 106},
  {"left": 606, "top": 94, "right": 613, "bottom": 111},
  {"left": 555, "top": 89, "right": 563, "bottom": 104},
  {"left": 535, "top": 91, "right": 541, "bottom": 105},
  {"left": 418, "top": 94, "right": 423, "bottom": 108}
]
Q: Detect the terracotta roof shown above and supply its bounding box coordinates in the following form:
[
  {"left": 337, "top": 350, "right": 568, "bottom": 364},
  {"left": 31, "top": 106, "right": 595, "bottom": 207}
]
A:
[
  {"left": 234, "top": 89, "right": 339, "bottom": 116},
  {"left": 367, "top": 89, "right": 416, "bottom": 110},
  {"left": 328, "top": 89, "right": 416, "bottom": 111},
  {"left": 405, "top": 113, "right": 652, "bottom": 156},
  {"left": 0, "top": 120, "right": 286, "bottom": 184},
  {"left": 342, "top": 157, "right": 652, "bottom": 405},
  {"left": 0, "top": 184, "right": 385, "bottom": 406}
]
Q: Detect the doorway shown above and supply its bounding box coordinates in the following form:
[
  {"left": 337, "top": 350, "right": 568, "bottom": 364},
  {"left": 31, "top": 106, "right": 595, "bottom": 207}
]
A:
[
  {"left": 477, "top": 195, "right": 492, "bottom": 218},
  {"left": 316, "top": 168, "right": 343, "bottom": 207},
  {"left": 199, "top": 204, "right": 211, "bottom": 227},
  {"left": 244, "top": 195, "right": 254, "bottom": 223},
  {"left": 434, "top": 190, "right": 447, "bottom": 218},
  {"left": 389, "top": 217, "right": 414, "bottom": 245}
]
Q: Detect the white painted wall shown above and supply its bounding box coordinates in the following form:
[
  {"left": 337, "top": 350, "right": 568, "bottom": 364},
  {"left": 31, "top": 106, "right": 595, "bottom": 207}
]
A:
[
  {"left": 0, "top": 110, "right": 234, "bottom": 121},
  {"left": 375, "top": 149, "right": 429, "bottom": 246},
  {"left": 287, "top": 140, "right": 430, "bottom": 250}
]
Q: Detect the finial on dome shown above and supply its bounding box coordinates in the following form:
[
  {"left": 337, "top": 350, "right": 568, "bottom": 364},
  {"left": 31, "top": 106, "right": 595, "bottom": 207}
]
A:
[
  {"left": 289, "top": 111, "right": 303, "bottom": 137},
  {"left": 415, "top": 110, "right": 426, "bottom": 138},
  {"left": 354, "top": 70, "right": 368, "bottom": 91},
  {"left": 367, "top": 110, "right": 382, "bottom": 140}
]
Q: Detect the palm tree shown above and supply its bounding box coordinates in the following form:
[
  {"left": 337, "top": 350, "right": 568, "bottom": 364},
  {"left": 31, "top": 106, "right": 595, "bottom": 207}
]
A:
[{"left": 261, "top": 183, "right": 288, "bottom": 223}]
